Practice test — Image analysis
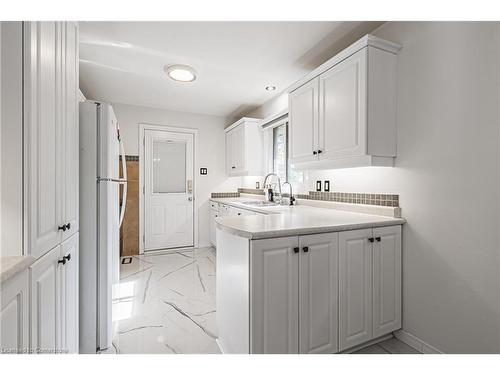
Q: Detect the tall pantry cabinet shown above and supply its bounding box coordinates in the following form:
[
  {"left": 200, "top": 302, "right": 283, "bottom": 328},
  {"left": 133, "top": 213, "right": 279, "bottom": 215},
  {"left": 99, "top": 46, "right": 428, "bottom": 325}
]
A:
[{"left": 23, "top": 21, "right": 80, "bottom": 354}]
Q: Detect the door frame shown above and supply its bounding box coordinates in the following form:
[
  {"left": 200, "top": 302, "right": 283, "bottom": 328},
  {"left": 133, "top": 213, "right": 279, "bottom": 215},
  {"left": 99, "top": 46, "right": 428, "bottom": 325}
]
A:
[{"left": 138, "top": 123, "right": 199, "bottom": 254}]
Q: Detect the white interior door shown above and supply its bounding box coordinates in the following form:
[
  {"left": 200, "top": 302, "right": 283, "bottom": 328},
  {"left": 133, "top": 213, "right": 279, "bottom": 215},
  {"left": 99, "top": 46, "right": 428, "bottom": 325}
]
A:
[{"left": 144, "top": 130, "right": 194, "bottom": 251}]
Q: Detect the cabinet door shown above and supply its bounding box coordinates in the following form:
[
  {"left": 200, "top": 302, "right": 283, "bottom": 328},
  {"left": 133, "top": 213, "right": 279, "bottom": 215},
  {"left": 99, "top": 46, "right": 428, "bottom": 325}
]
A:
[
  {"left": 289, "top": 77, "right": 319, "bottom": 164},
  {"left": 0, "top": 271, "right": 29, "bottom": 353},
  {"left": 209, "top": 210, "right": 218, "bottom": 246},
  {"left": 60, "top": 233, "right": 79, "bottom": 353},
  {"left": 61, "top": 22, "right": 79, "bottom": 241},
  {"left": 372, "top": 225, "right": 401, "bottom": 338},
  {"left": 30, "top": 245, "right": 62, "bottom": 353},
  {"left": 318, "top": 49, "right": 367, "bottom": 160},
  {"left": 338, "top": 228, "right": 373, "bottom": 351},
  {"left": 251, "top": 236, "right": 299, "bottom": 353},
  {"left": 225, "top": 130, "right": 234, "bottom": 173},
  {"left": 234, "top": 125, "right": 246, "bottom": 172},
  {"left": 24, "top": 22, "right": 63, "bottom": 259},
  {"left": 298, "top": 233, "right": 338, "bottom": 354}
]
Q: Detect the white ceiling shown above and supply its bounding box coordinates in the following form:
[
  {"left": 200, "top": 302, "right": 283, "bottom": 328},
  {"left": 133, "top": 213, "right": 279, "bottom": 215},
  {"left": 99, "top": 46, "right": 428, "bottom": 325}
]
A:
[{"left": 79, "top": 21, "right": 383, "bottom": 119}]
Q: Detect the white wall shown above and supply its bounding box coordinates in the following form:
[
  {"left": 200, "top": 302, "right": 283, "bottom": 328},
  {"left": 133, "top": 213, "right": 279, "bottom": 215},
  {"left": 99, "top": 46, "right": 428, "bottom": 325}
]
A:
[
  {"left": 246, "top": 22, "right": 500, "bottom": 353},
  {"left": 112, "top": 102, "right": 241, "bottom": 248}
]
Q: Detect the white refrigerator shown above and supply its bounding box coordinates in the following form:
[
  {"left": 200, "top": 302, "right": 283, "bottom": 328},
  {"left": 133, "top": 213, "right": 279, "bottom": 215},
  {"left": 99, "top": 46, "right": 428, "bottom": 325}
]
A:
[{"left": 79, "top": 101, "right": 127, "bottom": 353}]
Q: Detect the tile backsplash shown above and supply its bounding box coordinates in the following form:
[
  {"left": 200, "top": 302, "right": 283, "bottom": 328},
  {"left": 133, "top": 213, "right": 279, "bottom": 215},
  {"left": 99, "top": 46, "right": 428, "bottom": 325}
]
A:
[
  {"left": 296, "top": 191, "right": 399, "bottom": 207},
  {"left": 212, "top": 189, "right": 400, "bottom": 207}
]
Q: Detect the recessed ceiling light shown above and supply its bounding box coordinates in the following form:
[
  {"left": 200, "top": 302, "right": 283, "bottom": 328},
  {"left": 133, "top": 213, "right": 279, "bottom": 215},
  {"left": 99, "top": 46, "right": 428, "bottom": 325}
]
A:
[
  {"left": 265, "top": 85, "right": 277, "bottom": 91},
  {"left": 164, "top": 64, "right": 197, "bottom": 82}
]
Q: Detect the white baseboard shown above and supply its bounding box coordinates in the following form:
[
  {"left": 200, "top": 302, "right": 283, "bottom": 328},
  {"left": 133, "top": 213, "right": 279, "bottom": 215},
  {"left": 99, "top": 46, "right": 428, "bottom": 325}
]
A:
[{"left": 394, "top": 330, "right": 443, "bottom": 354}]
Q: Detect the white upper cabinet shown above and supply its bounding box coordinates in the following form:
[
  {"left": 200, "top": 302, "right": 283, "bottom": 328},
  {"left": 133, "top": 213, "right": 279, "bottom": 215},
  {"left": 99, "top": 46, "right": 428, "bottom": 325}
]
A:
[
  {"left": 61, "top": 22, "right": 79, "bottom": 241},
  {"left": 319, "top": 49, "right": 367, "bottom": 160},
  {"left": 24, "top": 21, "right": 63, "bottom": 259},
  {"left": 24, "top": 22, "right": 79, "bottom": 259},
  {"left": 288, "top": 35, "right": 401, "bottom": 170},
  {"left": 225, "top": 117, "right": 263, "bottom": 176},
  {"left": 289, "top": 78, "right": 319, "bottom": 163}
]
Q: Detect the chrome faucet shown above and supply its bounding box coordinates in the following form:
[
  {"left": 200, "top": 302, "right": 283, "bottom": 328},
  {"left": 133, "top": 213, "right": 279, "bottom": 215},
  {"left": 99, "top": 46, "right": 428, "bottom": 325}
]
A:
[
  {"left": 263, "top": 173, "right": 282, "bottom": 204},
  {"left": 281, "top": 182, "right": 295, "bottom": 206}
]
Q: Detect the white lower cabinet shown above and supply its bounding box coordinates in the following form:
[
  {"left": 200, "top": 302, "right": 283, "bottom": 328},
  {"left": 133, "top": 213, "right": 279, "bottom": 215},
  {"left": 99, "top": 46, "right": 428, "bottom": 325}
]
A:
[
  {"left": 249, "top": 225, "right": 401, "bottom": 354},
  {"left": 209, "top": 209, "right": 218, "bottom": 247},
  {"left": 338, "top": 228, "right": 373, "bottom": 350},
  {"left": 339, "top": 225, "right": 401, "bottom": 351},
  {"left": 29, "top": 233, "right": 79, "bottom": 354},
  {"left": 0, "top": 270, "right": 29, "bottom": 353},
  {"left": 298, "top": 233, "right": 339, "bottom": 354},
  {"left": 251, "top": 236, "right": 299, "bottom": 354},
  {"left": 60, "top": 233, "right": 79, "bottom": 353}
]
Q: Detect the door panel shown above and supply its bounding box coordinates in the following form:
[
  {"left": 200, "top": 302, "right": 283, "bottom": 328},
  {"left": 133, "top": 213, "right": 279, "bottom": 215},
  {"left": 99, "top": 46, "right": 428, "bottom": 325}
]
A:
[
  {"left": 319, "top": 49, "right": 367, "bottom": 160},
  {"left": 60, "top": 233, "right": 79, "bottom": 353},
  {"left": 299, "top": 233, "right": 338, "bottom": 354},
  {"left": 0, "top": 271, "right": 29, "bottom": 353},
  {"left": 373, "top": 226, "right": 401, "bottom": 338},
  {"left": 62, "top": 22, "right": 79, "bottom": 241},
  {"left": 144, "top": 130, "right": 194, "bottom": 250},
  {"left": 289, "top": 78, "right": 319, "bottom": 164},
  {"left": 25, "top": 21, "right": 63, "bottom": 258},
  {"left": 339, "top": 228, "right": 373, "bottom": 351},
  {"left": 251, "top": 236, "right": 299, "bottom": 354},
  {"left": 30, "top": 245, "right": 61, "bottom": 353}
]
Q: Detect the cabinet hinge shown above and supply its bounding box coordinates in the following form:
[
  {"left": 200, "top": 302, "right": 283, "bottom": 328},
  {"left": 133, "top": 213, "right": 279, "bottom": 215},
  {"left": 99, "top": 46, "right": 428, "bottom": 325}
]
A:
[
  {"left": 143, "top": 235, "right": 145, "bottom": 244},
  {"left": 143, "top": 185, "right": 145, "bottom": 195}
]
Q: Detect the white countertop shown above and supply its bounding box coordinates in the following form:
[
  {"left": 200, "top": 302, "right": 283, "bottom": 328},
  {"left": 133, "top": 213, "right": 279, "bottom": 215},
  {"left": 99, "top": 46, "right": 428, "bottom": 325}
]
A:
[
  {"left": 212, "top": 197, "right": 405, "bottom": 239},
  {"left": 0, "top": 256, "right": 35, "bottom": 284}
]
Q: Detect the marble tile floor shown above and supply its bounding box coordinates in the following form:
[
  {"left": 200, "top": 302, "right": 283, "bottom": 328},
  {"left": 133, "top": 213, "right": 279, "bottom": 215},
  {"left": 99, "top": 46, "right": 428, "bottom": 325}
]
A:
[
  {"left": 105, "top": 247, "right": 219, "bottom": 354},
  {"left": 103, "top": 246, "right": 419, "bottom": 355}
]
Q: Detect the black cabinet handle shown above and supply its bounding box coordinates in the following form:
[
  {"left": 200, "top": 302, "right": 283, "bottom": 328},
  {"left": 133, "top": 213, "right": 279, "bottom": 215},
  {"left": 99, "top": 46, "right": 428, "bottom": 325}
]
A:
[
  {"left": 66, "top": 223, "right": 71, "bottom": 231},
  {"left": 368, "top": 237, "right": 375, "bottom": 243},
  {"left": 58, "top": 258, "right": 67, "bottom": 265},
  {"left": 312, "top": 151, "right": 317, "bottom": 155},
  {"left": 303, "top": 246, "right": 309, "bottom": 253},
  {"left": 317, "top": 150, "right": 322, "bottom": 154},
  {"left": 58, "top": 225, "right": 66, "bottom": 231},
  {"left": 231, "top": 166, "right": 236, "bottom": 169},
  {"left": 293, "top": 247, "right": 299, "bottom": 254},
  {"left": 375, "top": 237, "right": 381, "bottom": 242},
  {"left": 63, "top": 254, "right": 71, "bottom": 262}
]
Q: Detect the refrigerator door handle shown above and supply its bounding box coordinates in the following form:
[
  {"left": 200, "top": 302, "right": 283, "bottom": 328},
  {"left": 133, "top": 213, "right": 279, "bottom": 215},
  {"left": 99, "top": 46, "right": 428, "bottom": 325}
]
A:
[{"left": 118, "top": 135, "right": 128, "bottom": 228}]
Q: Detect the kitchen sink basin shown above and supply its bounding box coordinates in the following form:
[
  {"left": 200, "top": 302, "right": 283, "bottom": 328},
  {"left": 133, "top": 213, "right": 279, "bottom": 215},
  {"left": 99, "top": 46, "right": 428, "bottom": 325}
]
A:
[{"left": 240, "top": 201, "right": 279, "bottom": 207}]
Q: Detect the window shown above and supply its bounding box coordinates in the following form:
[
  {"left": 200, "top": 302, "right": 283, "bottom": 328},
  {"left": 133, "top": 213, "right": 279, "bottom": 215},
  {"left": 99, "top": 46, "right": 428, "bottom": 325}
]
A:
[{"left": 269, "top": 121, "right": 303, "bottom": 185}]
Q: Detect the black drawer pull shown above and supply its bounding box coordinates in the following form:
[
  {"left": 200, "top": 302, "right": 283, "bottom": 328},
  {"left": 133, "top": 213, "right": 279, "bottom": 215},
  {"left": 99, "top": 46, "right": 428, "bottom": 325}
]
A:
[
  {"left": 375, "top": 237, "right": 381, "bottom": 242},
  {"left": 63, "top": 254, "right": 71, "bottom": 262},
  {"left": 317, "top": 150, "right": 322, "bottom": 154},
  {"left": 293, "top": 247, "right": 299, "bottom": 254},
  {"left": 58, "top": 225, "right": 66, "bottom": 231},
  {"left": 368, "top": 237, "right": 375, "bottom": 243},
  {"left": 303, "top": 246, "right": 309, "bottom": 253},
  {"left": 66, "top": 223, "right": 71, "bottom": 231},
  {"left": 312, "top": 151, "right": 317, "bottom": 155},
  {"left": 58, "top": 258, "right": 67, "bottom": 265}
]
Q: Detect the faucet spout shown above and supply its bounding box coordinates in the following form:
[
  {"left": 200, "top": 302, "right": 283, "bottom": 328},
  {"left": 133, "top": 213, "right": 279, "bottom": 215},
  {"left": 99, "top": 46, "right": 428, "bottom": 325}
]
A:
[
  {"left": 281, "top": 182, "right": 295, "bottom": 206},
  {"left": 263, "top": 173, "right": 282, "bottom": 204}
]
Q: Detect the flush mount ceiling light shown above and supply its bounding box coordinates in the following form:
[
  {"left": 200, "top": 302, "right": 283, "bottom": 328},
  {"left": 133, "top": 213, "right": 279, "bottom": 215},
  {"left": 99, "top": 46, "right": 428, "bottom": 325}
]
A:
[
  {"left": 164, "top": 64, "right": 197, "bottom": 82},
  {"left": 265, "top": 85, "right": 277, "bottom": 91}
]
